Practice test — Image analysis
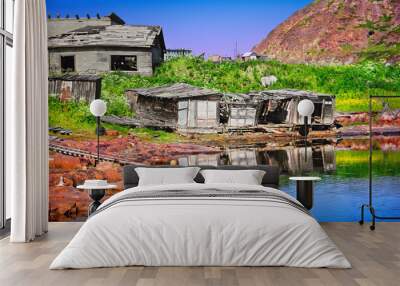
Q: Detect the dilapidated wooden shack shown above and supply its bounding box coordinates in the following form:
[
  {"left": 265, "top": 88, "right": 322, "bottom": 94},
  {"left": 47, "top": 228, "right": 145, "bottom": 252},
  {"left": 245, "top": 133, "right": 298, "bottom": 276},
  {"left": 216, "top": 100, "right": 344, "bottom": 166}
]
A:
[
  {"left": 48, "top": 74, "right": 101, "bottom": 102},
  {"left": 251, "top": 89, "right": 335, "bottom": 129},
  {"left": 122, "top": 85, "right": 336, "bottom": 134},
  {"left": 125, "top": 83, "right": 224, "bottom": 133},
  {"left": 222, "top": 93, "right": 259, "bottom": 128}
]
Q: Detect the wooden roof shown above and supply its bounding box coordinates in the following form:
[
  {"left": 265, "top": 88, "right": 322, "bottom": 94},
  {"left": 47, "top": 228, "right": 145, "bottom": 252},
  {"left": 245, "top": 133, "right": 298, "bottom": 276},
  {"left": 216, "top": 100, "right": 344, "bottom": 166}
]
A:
[
  {"left": 48, "top": 24, "right": 164, "bottom": 49},
  {"left": 49, "top": 74, "right": 102, "bottom": 82},
  {"left": 223, "top": 93, "right": 254, "bottom": 103},
  {"left": 252, "top": 89, "right": 335, "bottom": 100},
  {"left": 48, "top": 13, "right": 125, "bottom": 25},
  {"left": 127, "top": 83, "right": 223, "bottom": 100}
]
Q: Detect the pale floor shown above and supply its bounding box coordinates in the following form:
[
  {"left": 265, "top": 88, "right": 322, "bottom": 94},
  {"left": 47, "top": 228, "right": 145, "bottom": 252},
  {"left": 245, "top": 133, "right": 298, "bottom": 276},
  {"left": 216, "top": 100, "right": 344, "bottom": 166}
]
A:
[{"left": 0, "top": 222, "right": 399, "bottom": 286}]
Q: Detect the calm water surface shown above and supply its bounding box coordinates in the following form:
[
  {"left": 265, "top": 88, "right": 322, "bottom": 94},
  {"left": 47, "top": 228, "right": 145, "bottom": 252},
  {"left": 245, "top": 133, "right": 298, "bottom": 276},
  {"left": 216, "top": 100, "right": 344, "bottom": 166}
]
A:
[{"left": 179, "top": 136, "right": 400, "bottom": 222}]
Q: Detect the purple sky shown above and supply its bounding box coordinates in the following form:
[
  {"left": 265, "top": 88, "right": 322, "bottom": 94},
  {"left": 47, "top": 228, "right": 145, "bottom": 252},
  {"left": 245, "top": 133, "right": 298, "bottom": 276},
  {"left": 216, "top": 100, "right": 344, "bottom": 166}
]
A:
[{"left": 46, "top": 0, "right": 312, "bottom": 57}]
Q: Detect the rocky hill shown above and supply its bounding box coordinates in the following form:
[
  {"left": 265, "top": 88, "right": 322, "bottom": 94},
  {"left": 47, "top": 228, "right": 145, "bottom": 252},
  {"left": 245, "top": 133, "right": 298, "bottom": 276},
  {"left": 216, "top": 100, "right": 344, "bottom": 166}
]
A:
[{"left": 253, "top": 0, "right": 400, "bottom": 64}]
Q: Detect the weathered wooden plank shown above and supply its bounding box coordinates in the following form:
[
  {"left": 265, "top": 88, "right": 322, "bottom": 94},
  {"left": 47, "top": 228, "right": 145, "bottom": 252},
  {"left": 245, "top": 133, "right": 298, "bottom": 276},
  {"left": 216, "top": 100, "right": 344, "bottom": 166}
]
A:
[
  {"left": 48, "top": 76, "right": 101, "bottom": 103},
  {"left": 101, "top": 115, "right": 176, "bottom": 130}
]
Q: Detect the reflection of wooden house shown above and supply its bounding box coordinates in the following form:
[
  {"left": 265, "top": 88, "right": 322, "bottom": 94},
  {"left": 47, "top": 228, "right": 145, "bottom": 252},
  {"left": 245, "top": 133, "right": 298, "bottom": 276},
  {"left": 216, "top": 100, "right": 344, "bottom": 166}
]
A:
[
  {"left": 125, "top": 83, "right": 223, "bottom": 133},
  {"left": 176, "top": 144, "right": 336, "bottom": 173},
  {"left": 179, "top": 153, "right": 220, "bottom": 166},
  {"left": 252, "top": 89, "right": 335, "bottom": 129},
  {"left": 262, "top": 144, "right": 336, "bottom": 175},
  {"left": 320, "top": 145, "right": 336, "bottom": 172},
  {"left": 227, "top": 149, "right": 258, "bottom": 166}
]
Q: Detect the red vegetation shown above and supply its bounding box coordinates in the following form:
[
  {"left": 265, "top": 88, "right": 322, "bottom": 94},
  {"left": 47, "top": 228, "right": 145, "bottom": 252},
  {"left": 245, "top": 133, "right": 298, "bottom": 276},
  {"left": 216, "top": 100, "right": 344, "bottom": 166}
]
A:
[
  {"left": 253, "top": 0, "right": 400, "bottom": 64},
  {"left": 378, "top": 111, "right": 400, "bottom": 126},
  {"left": 49, "top": 135, "right": 220, "bottom": 221},
  {"left": 338, "top": 136, "right": 400, "bottom": 151},
  {"left": 53, "top": 135, "right": 220, "bottom": 165},
  {"left": 336, "top": 113, "right": 369, "bottom": 126}
]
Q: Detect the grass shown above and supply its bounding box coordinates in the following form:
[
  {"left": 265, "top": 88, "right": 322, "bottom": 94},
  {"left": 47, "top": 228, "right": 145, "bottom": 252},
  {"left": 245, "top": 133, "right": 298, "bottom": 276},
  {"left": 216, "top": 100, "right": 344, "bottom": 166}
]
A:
[
  {"left": 102, "top": 58, "right": 400, "bottom": 113},
  {"left": 49, "top": 57, "right": 400, "bottom": 138},
  {"left": 48, "top": 96, "right": 182, "bottom": 143},
  {"left": 359, "top": 43, "right": 400, "bottom": 64},
  {"left": 335, "top": 150, "right": 400, "bottom": 178},
  {"left": 132, "top": 128, "right": 183, "bottom": 143}
]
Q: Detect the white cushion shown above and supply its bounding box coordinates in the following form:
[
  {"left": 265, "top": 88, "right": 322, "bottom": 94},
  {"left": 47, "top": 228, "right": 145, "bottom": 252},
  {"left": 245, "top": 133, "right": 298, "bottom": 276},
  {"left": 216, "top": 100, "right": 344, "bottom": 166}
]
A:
[
  {"left": 200, "top": 169, "right": 266, "bottom": 185},
  {"left": 136, "top": 167, "right": 200, "bottom": 186}
]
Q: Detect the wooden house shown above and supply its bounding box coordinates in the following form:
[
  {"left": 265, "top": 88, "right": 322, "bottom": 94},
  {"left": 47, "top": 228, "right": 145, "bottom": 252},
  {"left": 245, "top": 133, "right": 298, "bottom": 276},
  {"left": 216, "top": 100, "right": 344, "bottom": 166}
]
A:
[
  {"left": 125, "top": 83, "right": 224, "bottom": 133},
  {"left": 48, "top": 74, "right": 101, "bottom": 103},
  {"left": 47, "top": 13, "right": 126, "bottom": 37},
  {"left": 251, "top": 89, "right": 335, "bottom": 130},
  {"left": 222, "top": 94, "right": 259, "bottom": 128},
  {"left": 48, "top": 14, "right": 166, "bottom": 76}
]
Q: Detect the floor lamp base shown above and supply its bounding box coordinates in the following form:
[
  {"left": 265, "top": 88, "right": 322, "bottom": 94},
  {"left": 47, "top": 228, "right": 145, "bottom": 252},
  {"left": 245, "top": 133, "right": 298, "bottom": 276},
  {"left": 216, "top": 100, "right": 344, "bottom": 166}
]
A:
[{"left": 359, "top": 204, "right": 400, "bottom": 231}]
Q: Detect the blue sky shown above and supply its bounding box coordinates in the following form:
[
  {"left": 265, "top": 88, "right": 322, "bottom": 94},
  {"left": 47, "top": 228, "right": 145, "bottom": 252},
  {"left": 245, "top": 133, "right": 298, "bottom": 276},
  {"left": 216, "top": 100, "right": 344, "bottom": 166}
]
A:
[{"left": 46, "top": 0, "right": 312, "bottom": 57}]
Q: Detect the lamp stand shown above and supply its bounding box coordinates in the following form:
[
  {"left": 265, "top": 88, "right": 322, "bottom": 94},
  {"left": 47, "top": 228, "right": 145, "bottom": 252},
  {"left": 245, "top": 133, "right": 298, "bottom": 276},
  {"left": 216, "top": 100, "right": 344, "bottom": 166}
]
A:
[
  {"left": 96, "top": 116, "right": 100, "bottom": 166},
  {"left": 359, "top": 95, "right": 400, "bottom": 231},
  {"left": 304, "top": 116, "right": 308, "bottom": 163}
]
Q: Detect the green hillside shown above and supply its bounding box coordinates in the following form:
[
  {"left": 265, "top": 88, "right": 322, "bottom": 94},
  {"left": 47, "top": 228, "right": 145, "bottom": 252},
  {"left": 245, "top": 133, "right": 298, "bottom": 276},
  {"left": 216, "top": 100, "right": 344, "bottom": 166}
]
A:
[
  {"left": 49, "top": 57, "right": 400, "bottom": 136},
  {"left": 102, "top": 57, "right": 400, "bottom": 113}
]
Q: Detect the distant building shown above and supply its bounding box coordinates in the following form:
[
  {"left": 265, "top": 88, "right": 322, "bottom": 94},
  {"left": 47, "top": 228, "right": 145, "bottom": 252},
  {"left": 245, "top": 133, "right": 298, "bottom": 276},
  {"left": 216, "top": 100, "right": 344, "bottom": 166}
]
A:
[
  {"left": 221, "top": 56, "right": 232, "bottom": 62},
  {"left": 47, "top": 13, "right": 166, "bottom": 76},
  {"left": 164, "top": 49, "right": 192, "bottom": 61},
  {"left": 208, "top": 55, "right": 232, "bottom": 63},
  {"left": 241, "top": 51, "right": 270, "bottom": 62},
  {"left": 241, "top": 51, "right": 259, "bottom": 61},
  {"left": 208, "top": 55, "right": 222, "bottom": 63}
]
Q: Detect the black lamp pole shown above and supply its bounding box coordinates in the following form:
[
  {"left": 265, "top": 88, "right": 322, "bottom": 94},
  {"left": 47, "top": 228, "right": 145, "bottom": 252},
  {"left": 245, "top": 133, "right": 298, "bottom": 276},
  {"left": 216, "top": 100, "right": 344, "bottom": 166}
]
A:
[
  {"left": 90, "top": 99, "right": 107, "bottom": 167},
  {"left": 96, "top": 116, "right": 100, "bottom": 166},
  {"left": 304, "top": 116, "right": 309, "bottom": 163}
]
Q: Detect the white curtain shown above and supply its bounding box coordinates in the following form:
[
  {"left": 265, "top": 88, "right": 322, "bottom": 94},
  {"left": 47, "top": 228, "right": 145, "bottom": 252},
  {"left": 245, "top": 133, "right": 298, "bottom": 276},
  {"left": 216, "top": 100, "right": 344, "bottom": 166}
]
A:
[{"left": 8, "top": 0, "right": 49, "bottom": 242}]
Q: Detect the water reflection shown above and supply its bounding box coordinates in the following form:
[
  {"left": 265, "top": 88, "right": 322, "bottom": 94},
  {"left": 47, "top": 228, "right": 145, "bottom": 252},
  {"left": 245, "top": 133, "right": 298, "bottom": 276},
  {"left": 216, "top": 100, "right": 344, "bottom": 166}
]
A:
[
  {"left": 178, "top": 143, "right": 336, "bottom": 175},
  {"left": 179, "top": 137, "right": 400, "bottom": 222}
]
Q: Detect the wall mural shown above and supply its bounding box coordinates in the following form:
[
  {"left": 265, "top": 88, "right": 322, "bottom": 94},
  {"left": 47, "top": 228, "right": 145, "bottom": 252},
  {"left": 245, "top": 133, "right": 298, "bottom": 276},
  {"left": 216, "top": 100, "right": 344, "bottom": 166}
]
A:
[{"left": 46, "top": 0, "right": 400, "bottom": 222}]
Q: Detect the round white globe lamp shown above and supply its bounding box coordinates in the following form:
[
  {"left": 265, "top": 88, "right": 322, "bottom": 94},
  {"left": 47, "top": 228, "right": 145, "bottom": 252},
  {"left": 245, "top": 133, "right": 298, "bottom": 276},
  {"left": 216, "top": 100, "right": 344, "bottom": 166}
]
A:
[
  {"left": 297, "top": 99, "right": 315, "bottom": 117},
  {"left": 90, "top": 99, "right": 107, "bottom": 117},
  {"left": 297, "top": 99, "right": 315, "bottom": 137},
  {"left": 297, "top": 99, "right": 315, "bottom": 164},
  {"left": 90, "top": 99, "right": 107, "bottom": 166}
]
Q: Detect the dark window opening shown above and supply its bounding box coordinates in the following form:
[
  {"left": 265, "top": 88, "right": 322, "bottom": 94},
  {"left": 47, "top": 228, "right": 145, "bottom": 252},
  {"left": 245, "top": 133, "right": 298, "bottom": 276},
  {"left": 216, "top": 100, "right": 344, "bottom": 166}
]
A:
[
  {"left": 111, "top": 55, "right": 137, "bottom": 71},
  {"left": 61, "top": 56, "right": 75, "bottom": 73}
]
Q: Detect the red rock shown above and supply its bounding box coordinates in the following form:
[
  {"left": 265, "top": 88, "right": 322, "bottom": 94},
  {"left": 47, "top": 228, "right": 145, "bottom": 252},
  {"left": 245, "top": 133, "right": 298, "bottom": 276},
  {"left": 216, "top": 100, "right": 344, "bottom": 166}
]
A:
[
  {"left": 49, "top": 173, "right": 74, "bottom": 187},
  {"left": 52, "top": 154, "right": 85, "bottom": 170},
  {"left": 95, "top": 162, "right": 122, "bottom": 182},
  {"left": 106, "top": 130, "right": 119, "bottom": 136},
  {"left": 52, "top": 134, "right": 220, "bottom": 165},
  {"left": 48, "top": 134, "right": 222, "bottom": 221}
]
